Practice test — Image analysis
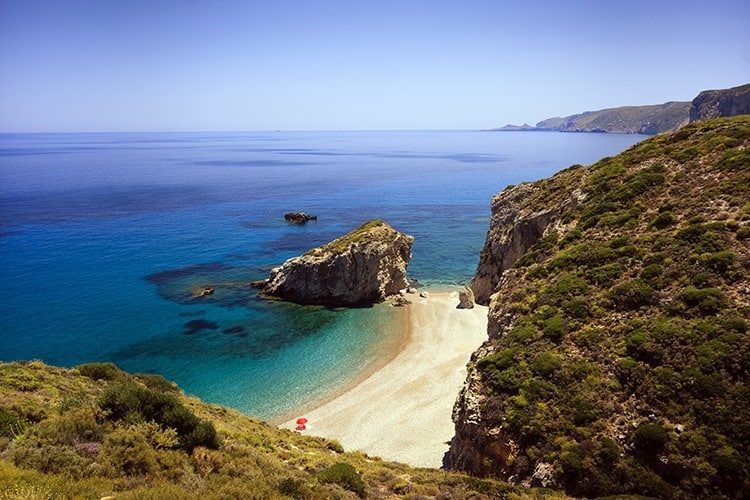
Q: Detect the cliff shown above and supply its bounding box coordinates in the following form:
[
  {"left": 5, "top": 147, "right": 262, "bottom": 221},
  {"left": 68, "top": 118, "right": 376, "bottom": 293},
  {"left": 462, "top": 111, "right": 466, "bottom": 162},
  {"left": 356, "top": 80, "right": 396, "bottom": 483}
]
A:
[
  {"left": 259, "top": 220, "right": 414, "bottom": 306},
  {"left": 689, "top": 83, "right": 750, "bottom": 122},
  {"left": 453, "top": 116, "right": 750, "bottom": 498}
]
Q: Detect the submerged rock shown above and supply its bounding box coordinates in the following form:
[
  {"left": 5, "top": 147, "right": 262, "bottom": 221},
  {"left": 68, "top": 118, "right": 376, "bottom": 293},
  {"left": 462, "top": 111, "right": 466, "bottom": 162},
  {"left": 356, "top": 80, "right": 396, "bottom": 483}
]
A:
[{"left": 260, "top": 220, "right": 414, "bottom": 306}]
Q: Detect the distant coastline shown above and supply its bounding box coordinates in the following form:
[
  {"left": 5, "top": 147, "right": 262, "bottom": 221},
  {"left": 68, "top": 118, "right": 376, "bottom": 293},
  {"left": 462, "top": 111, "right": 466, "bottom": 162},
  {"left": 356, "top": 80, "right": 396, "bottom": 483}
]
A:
[
  {"left": 488, "top": 100, "right": 690, "bottom": 135},
  {"left": 488, "top": 83, "right": 750, "bottom": 136}
]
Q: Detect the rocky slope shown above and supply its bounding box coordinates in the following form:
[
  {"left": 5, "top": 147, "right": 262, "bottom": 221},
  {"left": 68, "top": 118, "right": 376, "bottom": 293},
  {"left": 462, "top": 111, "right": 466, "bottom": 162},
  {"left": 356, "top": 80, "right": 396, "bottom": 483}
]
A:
[
  {"left": 453, "top": 116, "right": 750, "bottom": 498},
  {"left": 690, "top": 83, "right": 750, "bottom": 122},
  {"left": 259, "top": 220, "right": 414, "bottom": 306}
]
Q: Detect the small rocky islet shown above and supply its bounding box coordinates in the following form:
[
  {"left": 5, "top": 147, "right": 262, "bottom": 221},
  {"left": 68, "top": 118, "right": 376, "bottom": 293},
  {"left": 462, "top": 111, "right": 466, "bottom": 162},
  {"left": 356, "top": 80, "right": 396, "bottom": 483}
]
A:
[{"left": 255, "top": 219, "right": 414, "bottom": 307}]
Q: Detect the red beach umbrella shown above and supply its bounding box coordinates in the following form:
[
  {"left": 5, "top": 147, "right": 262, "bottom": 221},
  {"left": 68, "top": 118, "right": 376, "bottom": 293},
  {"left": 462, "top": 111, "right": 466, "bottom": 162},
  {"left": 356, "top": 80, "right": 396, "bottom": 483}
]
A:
[{"left": 296, "top": 417, "right": 308, "bottom": 425}]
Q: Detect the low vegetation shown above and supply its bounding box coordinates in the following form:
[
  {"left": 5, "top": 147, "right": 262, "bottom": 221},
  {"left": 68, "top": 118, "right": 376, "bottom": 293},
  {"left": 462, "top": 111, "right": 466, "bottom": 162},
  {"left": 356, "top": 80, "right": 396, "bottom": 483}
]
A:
[
  {"left": 306, "top": 220, "right": 388, "bottom": 257},
  {"left": 474, "top": 116, "right": 750, "bottom": 498},
  {"left": 0, "top": 361, "right": 549, "bottom": 499}
]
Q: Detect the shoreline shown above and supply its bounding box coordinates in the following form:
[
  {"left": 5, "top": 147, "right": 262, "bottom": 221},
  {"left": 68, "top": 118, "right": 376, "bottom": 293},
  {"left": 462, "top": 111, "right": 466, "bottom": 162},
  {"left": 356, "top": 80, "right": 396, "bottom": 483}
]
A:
[
  {"left": 279, "top": 290, "right": 488, "bottom": 468},
  {"left": 268, "top": 301, "right": 412, "bottom": 426}
]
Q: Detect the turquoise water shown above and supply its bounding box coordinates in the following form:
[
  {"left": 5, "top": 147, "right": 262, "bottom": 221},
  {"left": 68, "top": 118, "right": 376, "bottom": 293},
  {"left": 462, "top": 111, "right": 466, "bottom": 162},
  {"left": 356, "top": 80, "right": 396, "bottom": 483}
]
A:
[{"left": 0, "top": 130, "right": 644, "bottom": 420}]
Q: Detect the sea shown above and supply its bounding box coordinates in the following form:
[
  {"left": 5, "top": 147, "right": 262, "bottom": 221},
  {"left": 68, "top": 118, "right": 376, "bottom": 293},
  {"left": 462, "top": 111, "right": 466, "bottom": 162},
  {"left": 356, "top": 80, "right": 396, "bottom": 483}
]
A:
[{"left": 0, "top": 130, "right": 645, "bottom": 421}]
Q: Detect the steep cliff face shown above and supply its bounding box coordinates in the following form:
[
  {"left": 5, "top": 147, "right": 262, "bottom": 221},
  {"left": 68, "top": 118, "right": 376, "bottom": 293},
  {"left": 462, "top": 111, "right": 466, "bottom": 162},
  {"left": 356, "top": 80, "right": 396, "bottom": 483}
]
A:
[
  {"left": 260, "top": 220, "right": 413, "bottom": 306},
  {"left": 689, "top": 83, "right": 750, "bottom": 122},
  {"left": 452, "top": 117, "right": 750, "bottom": 498},
  {"left": 470, "top": 171, "right": 587, "bottom": 305}
]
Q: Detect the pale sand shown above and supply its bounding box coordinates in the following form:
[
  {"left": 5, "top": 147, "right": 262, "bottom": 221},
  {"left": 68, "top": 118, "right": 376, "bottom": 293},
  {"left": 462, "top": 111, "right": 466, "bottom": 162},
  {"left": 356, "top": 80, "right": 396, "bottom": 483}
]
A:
[{"left": 280, "top": 291, "right": 488, "bottom": 468}]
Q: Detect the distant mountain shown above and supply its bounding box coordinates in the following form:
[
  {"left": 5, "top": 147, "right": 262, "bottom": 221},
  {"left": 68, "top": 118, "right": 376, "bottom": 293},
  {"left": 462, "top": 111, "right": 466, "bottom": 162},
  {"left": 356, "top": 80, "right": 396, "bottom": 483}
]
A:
[{"left": 492, "top": 83, "right": 750, "bottom": 135}]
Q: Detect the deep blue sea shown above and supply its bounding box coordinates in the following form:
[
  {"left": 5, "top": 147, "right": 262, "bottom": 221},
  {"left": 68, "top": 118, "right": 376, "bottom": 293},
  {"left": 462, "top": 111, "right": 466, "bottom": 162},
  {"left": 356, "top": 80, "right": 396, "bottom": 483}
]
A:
[{"left": 0, "top": 130, "right": 644, "bottom": 420}]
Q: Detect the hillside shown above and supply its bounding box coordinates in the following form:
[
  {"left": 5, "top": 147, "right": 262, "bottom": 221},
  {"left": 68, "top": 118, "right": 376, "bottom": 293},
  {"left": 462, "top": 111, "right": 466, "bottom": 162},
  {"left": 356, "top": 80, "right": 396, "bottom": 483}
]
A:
[
  {"left": 0, "top": 360, "right": 548, "bottom": 499},
  {"left": 492, "top": 101, "right": 690, "bottom": 135},
  {"left": 453, "top": 116, "right": 750, "bottom": 498},
  {"left": 491, "top": 83, "right": 750, "bottom": 136}
]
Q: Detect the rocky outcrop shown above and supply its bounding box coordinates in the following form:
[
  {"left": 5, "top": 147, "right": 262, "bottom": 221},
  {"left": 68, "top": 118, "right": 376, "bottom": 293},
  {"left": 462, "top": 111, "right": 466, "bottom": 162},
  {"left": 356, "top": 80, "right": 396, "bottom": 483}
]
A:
[
  {"left": 258, "top": 220, "right": 413, "bottom": 306},
  {"left": 457, "top": 285, "right": 475, "bottom": 309},
  {"left": 284, "top": 212, "right": 317, "bottom": 223},
  {"left": 470, "top": 181, "right": 585, "bottom": 305},
  {"left": 689, "top": 83, "right": 750, "bottom": 122}
]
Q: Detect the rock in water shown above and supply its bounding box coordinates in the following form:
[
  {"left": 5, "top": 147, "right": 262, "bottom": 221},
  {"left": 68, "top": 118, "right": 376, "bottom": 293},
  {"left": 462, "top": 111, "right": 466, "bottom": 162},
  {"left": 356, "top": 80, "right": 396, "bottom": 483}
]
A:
[
  {"left": 260, "top": 220, "right": 414, "bottom": 306},
  {"left": 284, "top": 212, "right": 317, "bottom": 223},
  {"left": 457, "top": 285, "right": 475, "bottom": 309}
]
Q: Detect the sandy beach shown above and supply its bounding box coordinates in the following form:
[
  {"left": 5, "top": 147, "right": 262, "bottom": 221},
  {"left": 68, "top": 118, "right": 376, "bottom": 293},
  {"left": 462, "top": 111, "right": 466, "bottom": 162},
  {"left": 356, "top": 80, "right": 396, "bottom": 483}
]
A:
[{"left": 280, "top": 290, "right": 488, "bottom": 468}]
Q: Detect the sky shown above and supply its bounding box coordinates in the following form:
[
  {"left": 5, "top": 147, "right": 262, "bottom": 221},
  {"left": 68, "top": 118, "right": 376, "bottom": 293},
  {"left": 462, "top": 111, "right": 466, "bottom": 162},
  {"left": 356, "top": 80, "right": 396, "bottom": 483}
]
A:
[{"left": 1, "top": 0, "right": 748, "bottom": 132}]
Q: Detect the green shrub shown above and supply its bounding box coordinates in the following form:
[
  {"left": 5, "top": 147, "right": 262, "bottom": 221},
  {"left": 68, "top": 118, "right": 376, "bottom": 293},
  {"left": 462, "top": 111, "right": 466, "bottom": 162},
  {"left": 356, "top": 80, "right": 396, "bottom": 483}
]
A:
[
  {"left": 649, "top": 211, "right": 677, "bottom": 229},
  {"left": 317, "top": 463, "right": 366, "bottom": 497},
  {"left": 585, "top": 263, "right": 623, "bottom": 286},
  {"left": 532, "top": 352, "right": 561, "bottom": 377},
  {"left": 704, "top": 250, "right": 735, "bottom": 275},
  {"left": 278, "top": 478, "right": 308, "bottom": 498},
  {"left": 571, "top": 397, "right": 598, "bottom": 426},
  {"left": 489, "top": 368, "right": 522, "bottom": 394},
  {"left": 543, "top": 314, "right": 566, "bottom": 340},
  {"left": 478, "top": 347, "right": 520, "bottom": 371},
  {"left": 76, "top": 362, "right": 126, "bottom": 382},
  {"left": 679, "top": 286, "right": 726, "bottom": 314},
  {"left": 716, "top": 148, "right": 750, "bottom": 171},
  {"left": 736, "top": 225, "right": 750, "bottom": 239},
  {"left": 609, "top": 280, "right": 654, "bottom": 310},
  {"left": 560, "top": 449, "right": 583, "bottom": 475},
  {"left": 640, "top": 264, "right": 662, "bottom": 281},
  {"left": 98, "top": 382, "right": 220, "bottom": 452},
  {"left": 9, "top": 443, "right": 91, "bottom": 478},
  {"left": 722, "top": 316, "right": 747, "bottom": 333},
  {"left": 0, "top": 410, "right": 25, "bottom": 437},
  {"left": 634, "top": 423, "right": 669, "bottom": 451},
  {"left": 606, "top": 169, "right": 665, "bottom": 202},
  {"left": 560, "top": 227, "right": 583, "bottom": 246},
  {"left": 563, "top": 298, "right": 590, "bottom": 319},
  {"left": 523, "top": 378, "right": 556, "bottom": 402},
  {"left": 691, "top": 272, "right": 711, "bottom": 287},
  {"left": 714, "top": 446, "right": 743, "bottom": 475},
  {"left": 555, "top": 273, "right": 588, "bottom": 295},
  {"left": 135, "top": 373, "right": 180, "bottom": 394},
  {"left": 101, "top": 427, "right": 159, "bottom": 477}
]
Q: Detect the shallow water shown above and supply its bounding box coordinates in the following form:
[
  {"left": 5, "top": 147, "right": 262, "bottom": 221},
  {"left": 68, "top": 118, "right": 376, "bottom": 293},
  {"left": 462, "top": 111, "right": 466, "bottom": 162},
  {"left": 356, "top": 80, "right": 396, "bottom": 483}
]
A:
[{"left": 0, "top": 130, "right": 644, "bottom": 420}]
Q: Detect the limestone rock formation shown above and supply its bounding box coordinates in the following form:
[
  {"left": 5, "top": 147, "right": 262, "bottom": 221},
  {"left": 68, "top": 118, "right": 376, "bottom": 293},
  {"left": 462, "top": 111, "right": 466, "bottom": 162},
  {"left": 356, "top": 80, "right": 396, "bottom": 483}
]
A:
[
  {"left": 457, "top": 285, "right": 475, "bottom": 309},
  {"left": 259, "top": 220, "right": 413, "bottom": 306},
  {"left": 470, "top": 180, "right": 585, "bottom": 305},
  {"left": 689, "top": 83, "right": 750, "bottom": 122}
]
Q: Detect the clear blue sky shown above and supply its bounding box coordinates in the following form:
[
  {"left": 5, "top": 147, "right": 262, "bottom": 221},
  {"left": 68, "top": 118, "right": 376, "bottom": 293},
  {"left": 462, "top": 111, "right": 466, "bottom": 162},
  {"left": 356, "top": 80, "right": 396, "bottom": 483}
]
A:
[{"left": 1, "top": 0, "right": 748, "bottom": 131}]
